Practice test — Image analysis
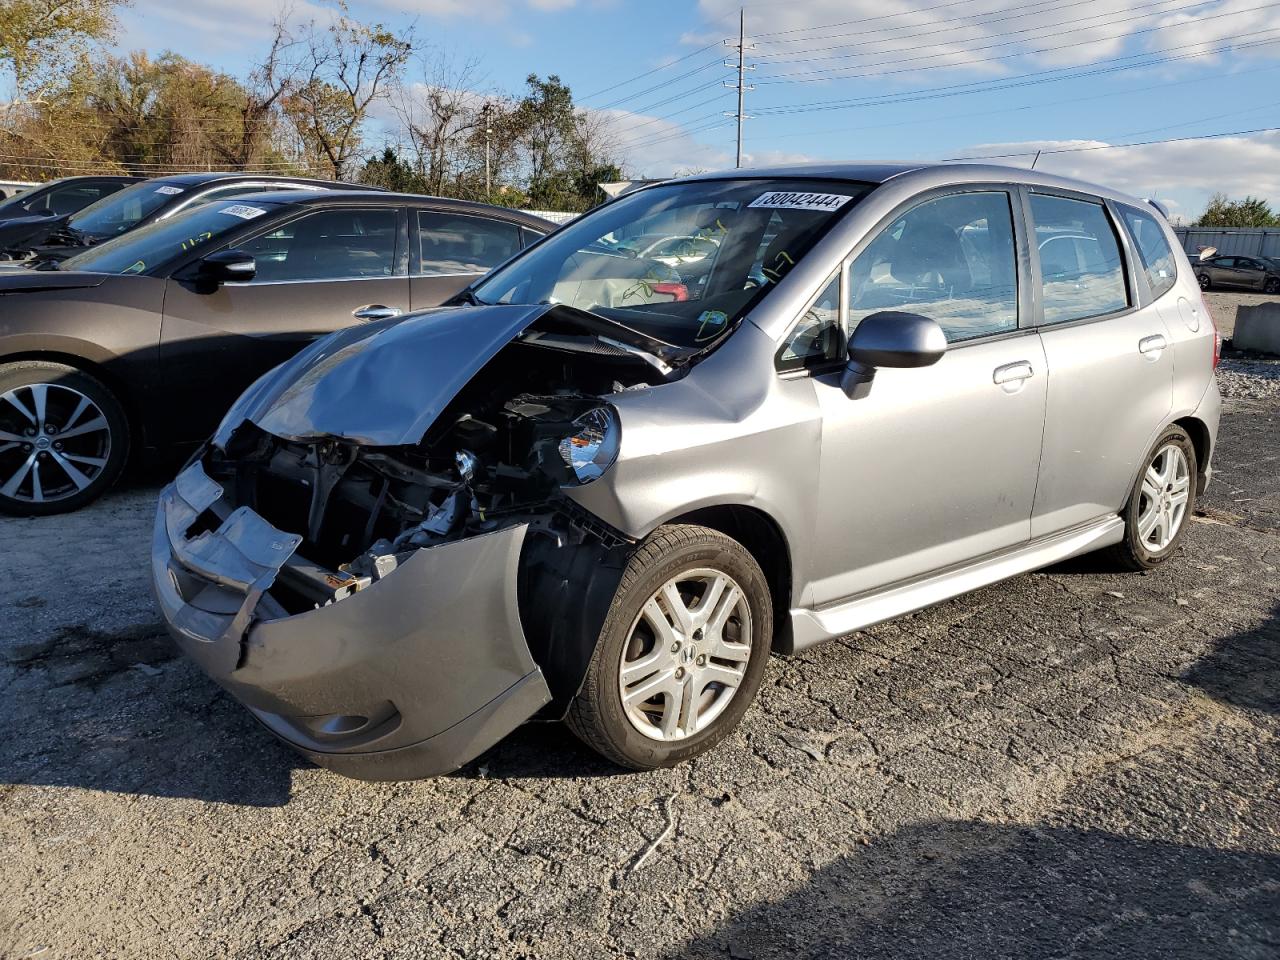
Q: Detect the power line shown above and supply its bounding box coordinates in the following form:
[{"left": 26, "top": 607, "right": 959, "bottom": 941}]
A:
[
  {"left": 754, "top": 0, "right": 1280, "bottom": 83},
  {"left": 751, "top": 32, "right": 1280, "bottom": 116},
  {"left": 941, "top": 123, "right": 1280, "bottom": 161},
  {"left": 579, "top": 40, "right": 722, "bottom": 102}
]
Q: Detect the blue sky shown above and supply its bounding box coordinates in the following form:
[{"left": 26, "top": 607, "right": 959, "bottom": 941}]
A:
[{"left": 115, "top": 0, "right": 1280, "bottom": 220}]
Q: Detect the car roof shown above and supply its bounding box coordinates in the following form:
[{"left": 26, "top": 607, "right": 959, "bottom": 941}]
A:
[
  {"left": 234, "top": 189, "right": 559, "bottom": 230},
  {"left": 141, "top": 172, "right": 375, "bottom": 190},
  {"left": 673, "top": 161, "right": 1150, "bottom": 208}
]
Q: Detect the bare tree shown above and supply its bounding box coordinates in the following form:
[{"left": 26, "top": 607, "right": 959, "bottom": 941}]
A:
[
  {"left": 392, "top": 49, "right": 486, "bottom": 196},
  {"left": 285, "top": 4, "right": 412, "bottom": 179}
]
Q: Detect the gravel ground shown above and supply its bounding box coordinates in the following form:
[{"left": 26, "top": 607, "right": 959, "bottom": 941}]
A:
[
  {"left": 1, "top": 374, "right": 1277, "bottom": 959},
  {"left": 1202, "top": 290, "right": 1277, "bottom": 341}
]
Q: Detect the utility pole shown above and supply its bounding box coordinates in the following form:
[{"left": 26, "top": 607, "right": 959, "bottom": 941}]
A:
[
  {"left": 724, "top": 9, "right": 755, "bottom": 169},
  {"left": 481, "top": 102, "right": 494, "bottom": 199}
]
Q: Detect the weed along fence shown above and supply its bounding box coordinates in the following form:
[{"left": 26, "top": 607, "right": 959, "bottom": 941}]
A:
[{"left": 1174, "top": 227, "right": 1280, "bottom": 258}]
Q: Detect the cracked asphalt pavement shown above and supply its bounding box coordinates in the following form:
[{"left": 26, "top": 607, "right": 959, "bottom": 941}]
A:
[{"left": 1, "top": 371, "right": 1277, "bottom": 960}]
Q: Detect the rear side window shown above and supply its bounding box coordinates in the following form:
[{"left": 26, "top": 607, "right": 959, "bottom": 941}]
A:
[
  {"left": 1031, "top": 194, "right": 1129, "bottom": 325},
  {"left": 418, "top": 212, "right": 522, "bottom": 276},
  {"left": 1119, "top": 204, "right": 1176, "bottom": 299}
]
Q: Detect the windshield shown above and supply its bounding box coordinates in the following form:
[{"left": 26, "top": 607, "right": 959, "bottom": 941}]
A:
[
  {"left": 66, "top": 180, "right": 188, "bottom": 240},
  {"left": 0, "top": 183, "right": 50, "bottom": 215},
  {"left": 473, "top": 178, "right": 873, "bottom": 348},
  {"left": 61, "top": 199, "right": 283, "bottom": 275}
]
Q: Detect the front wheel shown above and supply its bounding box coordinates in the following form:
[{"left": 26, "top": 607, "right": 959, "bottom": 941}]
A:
[
  {"left": 0, "top": 361, "right": 130, "bottom": 516},
  {"left": 1197, "top": 273, "right": 1211, "bottom": 291},
  {"left": 1107, "top": 426, "right": 1197, "bottom": 571},
  {"left": 567, "top": 524, "right": 773, "bottom": 770}
]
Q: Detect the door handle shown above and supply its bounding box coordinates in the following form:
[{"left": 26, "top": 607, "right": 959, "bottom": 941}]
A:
[
  {"left": 1139, "top": 334, "right": 1167, "bottom": 356},
  {"left": 353, "top": 304, "right": 403, "bottom": 322},
  {"left": 992, "top": 361, "right": 1035, "bottom": 385}
]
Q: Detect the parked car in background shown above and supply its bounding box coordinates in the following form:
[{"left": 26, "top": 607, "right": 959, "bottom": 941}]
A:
[
  {"left": 1194, "top": 254, "right": 1280, "bottom": 294},
  {"left": 0, "top": 172, "right": 373, "bottom": 264},
  {"left": 0, "top": 191, "right": 552, "bottom": 514},
  {"left": 0, "top": 180, "right": 36, "bottom": 200},
  {"left": 0, "top": 175, "right": 142, "bottom": 255},
  {"left": 151, "top": 163, "right": 1220, "bottom": 781}
]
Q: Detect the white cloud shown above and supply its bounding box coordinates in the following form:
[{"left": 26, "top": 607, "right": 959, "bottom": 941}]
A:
[{"left": 950, "top": 130, "right": 1280, "bottom": 217}]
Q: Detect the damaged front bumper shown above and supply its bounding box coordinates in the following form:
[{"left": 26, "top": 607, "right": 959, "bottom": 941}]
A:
[{"left": 151, "top": 461, "right": 552, "bottom": 781}]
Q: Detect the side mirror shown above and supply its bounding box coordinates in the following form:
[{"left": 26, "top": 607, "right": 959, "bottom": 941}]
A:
[
  {"left": 197, "top": 249, "right": 256, "bottom": 284},
  {"left": 1196, "top": 246, "right": 1217, "bottom": 261},
  {"left": 842, "top": 311, "right": 947, "bottom": 396}
]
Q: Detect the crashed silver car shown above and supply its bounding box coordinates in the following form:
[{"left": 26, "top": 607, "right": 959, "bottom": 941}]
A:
[{"left": 153, "top": 163, "right": 1221, "bottom": 779}]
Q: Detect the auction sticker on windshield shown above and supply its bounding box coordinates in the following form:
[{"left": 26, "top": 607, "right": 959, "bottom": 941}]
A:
[
  {"left": 154, "top": 185, "right": 184, "bottom": 196},
  {"left": 749, "top": 191, "right": 853, "bottom": 212},
  {"left": 219, "top": 204, "right": 267, "bottom": 220}
]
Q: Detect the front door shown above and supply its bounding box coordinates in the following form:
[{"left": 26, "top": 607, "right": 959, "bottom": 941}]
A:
[
  {"left": 1027, "top": 191, "right": 1173, "bottom": 537},
  {"left": 159, "top": 205, "right": 409, "bottom": 444},
  {"left": 808, "top": 189, "right": 1047, "bottom": 605}
]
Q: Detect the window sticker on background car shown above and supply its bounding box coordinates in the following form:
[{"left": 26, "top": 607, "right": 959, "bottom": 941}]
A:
[
  {"left": 749, "top": 191, "right": 853, "bottom": 212},
  {"left": 219, "top": 204, "right": 267, "bottom": 220},
  {"left": 154, "top": 185, "right": 184, "bottom": 196}
]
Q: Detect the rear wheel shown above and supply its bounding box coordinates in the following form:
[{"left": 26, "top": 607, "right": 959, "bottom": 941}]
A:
[
  {"left": 0, "top": 361, "right": 129, "bottom": 516},
  {"left": 1265, "top": 277, "right": 1280, "bottom": 295},
  {"left": 1107, "top": 425, "right": 1197, "bottom": 571},
  {"left": 567, "top": 524, "right": 772, "bottom": 770}
]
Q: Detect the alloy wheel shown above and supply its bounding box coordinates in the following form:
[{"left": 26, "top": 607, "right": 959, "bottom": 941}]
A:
[
  {"left": 0, "top": 382, "right": 113, "bottom": 504},
  {"left": 1136, "top": 443, "right": 1191, "bottom": 553},
  {"left": 617, "top": 568, "right": 753, "bottom": 742}
]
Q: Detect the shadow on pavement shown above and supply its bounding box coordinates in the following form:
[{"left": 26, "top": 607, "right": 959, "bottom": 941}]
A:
[
  {"left": 1184, "top": 601, "right": 1280, "bottom": 716},
  {"left": 666, "top": 820, "right": 1280, "bottom": 959}
]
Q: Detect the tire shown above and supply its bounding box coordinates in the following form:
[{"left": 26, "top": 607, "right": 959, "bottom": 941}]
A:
[
  {"left": 566, "top": 523, "right": 773, "bottom": 770},
  {"left": 1197, "top": 273, "right": 1211, "bottom": 291},
  {"left": 0, "top": 361, "right": 130, "bottom": 516},
  {"left": 1265, "top": 278, "right": 1280, "bottom": 295},
  {"left": 1106, "top": 425, "right": 1197, "bottom": 571}
]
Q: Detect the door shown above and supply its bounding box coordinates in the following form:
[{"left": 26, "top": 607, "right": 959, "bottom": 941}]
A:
[
  {"left": 806, "top": 189, "right": 1047, "bottom": 604},
  {"left": 1028, "top": 192, "right": 1173, "bottom": 537},
  {"left": 158, "top": 204, "right": 409, "bottom": 443},
  {"left": 410, "top": 210, "right": 527, "bottom": 308},
  {"left": 1237, "top": 258, "right": 1267, "bottom": 290}
]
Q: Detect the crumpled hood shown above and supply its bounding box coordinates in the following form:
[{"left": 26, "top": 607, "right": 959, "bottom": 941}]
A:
[
  {"left": 219, "top": 303, "right": 558, "bottom": 448},
  {"left": 0, "top": 269, "right": 109, "bottom": 292}
]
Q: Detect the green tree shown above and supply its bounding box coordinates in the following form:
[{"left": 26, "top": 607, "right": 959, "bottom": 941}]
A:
[
  {"left": 0, "top": 0, "right": 126, "bottom": 99},
  {"left": 1195, "top": 193, "right": 1280, "bottom": 227},
  {"left": 360, "top": 146, "right": 427, "bottom": 192}
]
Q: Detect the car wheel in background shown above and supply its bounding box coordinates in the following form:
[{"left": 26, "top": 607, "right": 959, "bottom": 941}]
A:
[
  {"left": 0, "top": 360, "right": 130, "bottom": 516},
  {"left": 1107, "top": 425, "right": 1197, "bottom": 572},
  {"left": 1197, "top": 273, "right": 1211, "bottom": 290},
  {"left": 567, "top": 524, "right": 772, "bottom": 770},
  {"left": 1266, "top": 278, "right": 1280, "bottom": 295}
]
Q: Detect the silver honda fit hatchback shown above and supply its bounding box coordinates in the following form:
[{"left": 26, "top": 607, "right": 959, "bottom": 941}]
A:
[{"left": 153, "top": 163, "right": 1221, "bottom": 779}]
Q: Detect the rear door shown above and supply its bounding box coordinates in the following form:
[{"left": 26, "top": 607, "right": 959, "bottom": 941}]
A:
[
  {"left": 158, "top": 203, "right": 409, "bottom": 443},
  {"left": 1028, "top": 189, "right": 1173, "bottom": 537},
  {"left": 410, "top": 209, "right": 530, "bottom": 308}
]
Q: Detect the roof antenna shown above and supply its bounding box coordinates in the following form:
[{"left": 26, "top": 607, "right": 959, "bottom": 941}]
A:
[{"left": 1031, "top": 149, "right": 1042, "bottom": 170}]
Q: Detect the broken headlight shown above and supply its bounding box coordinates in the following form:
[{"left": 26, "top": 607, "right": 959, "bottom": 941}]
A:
[{"left": 558, "top": 406, "right": 620, "bottom": 484}]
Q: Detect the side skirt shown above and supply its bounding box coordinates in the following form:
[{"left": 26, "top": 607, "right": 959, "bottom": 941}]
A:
[{"left": 788, "top": 515, "right": 1125, "bottom": 652}]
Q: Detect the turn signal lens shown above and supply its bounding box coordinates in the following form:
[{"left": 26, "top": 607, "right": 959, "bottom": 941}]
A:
[{"left": 558, "top": 407, "right": 620, "bottom": 484}]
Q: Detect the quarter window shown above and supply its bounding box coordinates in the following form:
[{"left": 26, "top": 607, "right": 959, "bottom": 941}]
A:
[
  {"left": 243, "top": 208, "right": 398, "bottom": 282},
  {"left": 418, "top": 212, "right": 522, "bottom": 276},
  {"left": 1119, "top": 204, "right": 1176, "bottom": 299},
  {"left": 847, "top": 191, "right": 1019, "bottom": 343},
  {"left": 1031, "top": 194, "right": 1129, "bottom": 324},
  {"left": 779, "top": 272, "right": 842, "bottom": 371}
]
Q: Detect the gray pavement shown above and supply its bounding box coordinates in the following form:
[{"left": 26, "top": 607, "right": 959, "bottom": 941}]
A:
[{"left": 1, "top": 372, "right": 1277, "bottom": 960}]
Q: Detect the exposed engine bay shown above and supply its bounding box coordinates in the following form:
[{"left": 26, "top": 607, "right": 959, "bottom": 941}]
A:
[{"left": 201, "top": 334, "right": 660, "bottom": 622}]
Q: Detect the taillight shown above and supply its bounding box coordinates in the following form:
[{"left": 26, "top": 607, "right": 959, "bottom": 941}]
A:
[
  {"left": 650, "top": 282, "right": 689, "bottom": 302},
  {"left": 1203, "top": 294, "right": 1221, "bottom": 368}
]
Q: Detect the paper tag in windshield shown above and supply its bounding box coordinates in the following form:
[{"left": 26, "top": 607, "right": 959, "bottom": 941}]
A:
[
  {"left": 219, "top": 204, "right": 267, "bottom": 220},
  {"left": 154, "top": 185, "right": 184, "bottom": 196},
  {"left": 749, "top": 191, "right": 853, "bottom": 212}
]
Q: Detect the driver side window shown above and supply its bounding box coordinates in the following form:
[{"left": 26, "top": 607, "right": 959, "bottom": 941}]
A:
[{"left": 847, "top": 191, "right": 1019, "bottom": 342}]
